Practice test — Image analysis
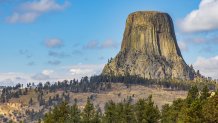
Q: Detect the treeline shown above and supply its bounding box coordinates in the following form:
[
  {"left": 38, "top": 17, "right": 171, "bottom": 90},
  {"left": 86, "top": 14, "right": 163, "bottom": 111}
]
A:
[
  {"left": 43, "top": 85, "right": 218, "bottom": 123},
  {"left": 1, "top": 74, "right": 216, "bottom": 103},
  {"left": 0, "top": 83, "right": 28, "bottom": 103},
  {"left": 0, "top": 77, "right": 112, "bottom": 103},
  {"left": 0, "top": 78, "right": 113, "bottom": 122},
  {"left": 90, "top": 75, "right": 216, "bottom": 91}
]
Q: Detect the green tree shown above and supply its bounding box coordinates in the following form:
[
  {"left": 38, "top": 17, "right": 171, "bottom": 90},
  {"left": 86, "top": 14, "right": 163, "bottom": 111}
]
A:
[
  {"left": 146, "top": 95, "right": 160, "bottom": 123},
  {"left": 161, "top": 104, "right": 172, "bottom": 123},
  {"left": 161, "top": 86, "right": 217, "bottom": 123},
  {"left": 92, "top": 106, "right": 102, "bottom": 123},
  {"left": 115, "top": 102, "right": 125, "bottom": 122},
  {"left": 44, "top": 102, "right": 69, "bottom": 123},
  {"left": 104, "top": 100, "right": 117, "bottom": 123},
  {"left": 67, "top": 99, "right": 81, "bottom": 123},
  {"left": 44, "top": 112, "right": 55, "bottom": 123},
  {"left": 200, "top": 85, "right": 210, "bottom": 100},
  {"left": 82, "top": 98, "right": 96, "bottom": 123},
  {"left": 135, "top": 99, "right": 147, "bottom": 122},
  {"left": 122, "top": 101, "right": 136, "bottom": 123},
  {"left": 161, "top": 99, "right": 185, "bottom": 123},
  {"left": 202, "top": 95, "right": 218, "bottom": 123},
  {"left": 179, "top": 99, "right": 203, "bottom": 123},
  {"left": 187, "top": 85, "right": 199, "bottom": 103},
  {"left": 135, "top": 96, "right": 160, "bottom": 123}
]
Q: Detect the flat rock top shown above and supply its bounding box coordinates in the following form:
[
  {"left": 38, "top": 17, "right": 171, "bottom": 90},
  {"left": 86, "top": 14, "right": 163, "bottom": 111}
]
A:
[
  {"left": 129, "top": 11, "right": 166, "bottom": 15},
  {"left": 128, "top": 11, "right": 169, "bottom": 18},
  {"left": 126, "top": 11, "right": 171, "bottom": 26}
]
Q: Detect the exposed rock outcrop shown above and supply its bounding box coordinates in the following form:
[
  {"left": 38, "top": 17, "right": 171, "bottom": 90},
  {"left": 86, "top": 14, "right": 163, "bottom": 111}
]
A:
[{"left": 102, "top": 11, "right": 195, "bottom": 80}]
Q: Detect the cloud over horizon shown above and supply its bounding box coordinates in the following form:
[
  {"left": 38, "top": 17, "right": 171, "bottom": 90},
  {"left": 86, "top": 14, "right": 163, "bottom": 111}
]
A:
[
  {"left": 0, "top": 72, "right": 31, "bottom": 86},
  {"left": 0, "top": 64, "right": 105, "bottom": 86},
  {"left": 69, "top": 64, "right": 104, "bottom": 78},
  {"left": 194, "top": 56, "right": 218, "bottom": 79}
]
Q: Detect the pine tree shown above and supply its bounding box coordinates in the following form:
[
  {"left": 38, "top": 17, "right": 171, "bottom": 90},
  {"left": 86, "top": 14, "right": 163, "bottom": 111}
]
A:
[
  {"left": 161, "top": 104, "right": 172, "bottom": 123},
  {"left": 116, "top": 102, "right": 125, "bottom": 122},
  {"left": 200, "top": 85, "right": 210, "bottom": 100},
  {"left": 161, "top": 99, "right": 185, "bottom": 123},
  {"left": 122, "top": 101, "right": 136, "bottom": 123},
  {"left": 161, "top": 86, "right": 218, "bottom": 123},
  {"left": 187, "top": 85, "right": 199, "bottom": 103},
  {"left": 145, "top": 95, "right": 160, "bottom": 123},
  {"left": 103, "top": 100, "right": 117, "bottom": 123},
  {"left": 135, "top": 99, "right": 147, "bottom": 122},
  {"left": 67, "top": 100, "right": 81, "bottom": 123},
  {"left": 92, "top": 106, "right": 102, "bottom": 123},
  {"left": 202, "top": 95, "right": 218, "bottom": 122},
  {"left": 135, "top": 96, "right": 160, "bottom": 123},
  {"left": 82, "top": 98, "right": 96, "bottom": 123},
  {"left": 180, "top": 99, "right": 203, "bottom": 123},
  {"left": 43, "top": 102, "right": 69, "bottom": 123},
  {"left": 44, "top": 112, "right": 55, "bottom": 123}
]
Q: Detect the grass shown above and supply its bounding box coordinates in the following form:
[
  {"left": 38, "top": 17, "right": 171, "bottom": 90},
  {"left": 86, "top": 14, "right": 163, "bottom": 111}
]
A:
[{"left": 0, "top": 83, "right": 187, "bottom": 122}]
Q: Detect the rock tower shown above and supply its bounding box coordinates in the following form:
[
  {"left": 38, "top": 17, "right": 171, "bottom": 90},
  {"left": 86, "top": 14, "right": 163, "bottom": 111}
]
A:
[{"left": 102, "top": 11, "right": 195, "bottom": 80}]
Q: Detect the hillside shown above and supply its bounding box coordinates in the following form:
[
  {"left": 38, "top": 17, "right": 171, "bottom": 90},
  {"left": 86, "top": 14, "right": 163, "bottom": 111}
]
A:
[{"left": 0, "top": 83, "right": 187, "bottom": 122}]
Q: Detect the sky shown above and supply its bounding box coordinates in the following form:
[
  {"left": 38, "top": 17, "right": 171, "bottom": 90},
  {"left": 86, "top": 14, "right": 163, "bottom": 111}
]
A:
[{"left": 1, "top": 0, "right": 218, "bottom": 86}]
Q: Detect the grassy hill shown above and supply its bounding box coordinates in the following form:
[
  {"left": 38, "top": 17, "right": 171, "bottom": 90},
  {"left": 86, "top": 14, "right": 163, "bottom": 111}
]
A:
[{"left": 0, "top": 83, "right": 187, "bottom": 122}]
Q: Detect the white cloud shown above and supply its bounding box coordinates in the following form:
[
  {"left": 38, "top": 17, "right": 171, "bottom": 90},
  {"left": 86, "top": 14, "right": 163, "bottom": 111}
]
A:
[
  {"left": 0, "top": 64, "right": 105, "bottom": 86},
  {"left": 45, "top": 38, "right": 63, "bottom": 48},
  {"left": 21, "top": 0, "right": 69, "bottom": 12},
  {"left": 179, "top": 0, "right": 218, "bottom": 32},
  {"left": 69, "top": 64, "right": 104, "bottom": 78},
  {"left": 31, "top": 73, "right": 50, "bottom": 80},
  {"left": 7, "top": 12, "right": 39, "bottom": 23},
  {"left": 42, "top": 69, "right": 54, "bottom": 75},
  {"left": 70, "top": 69, "right": 92, "bottom": 75},
  {"left": 31, "top": 69, "right": 55, "bottom": 80},
  {"left": 7, "top": 0, "right": 70, "bottom": 23},
  {"left": 194, "top": 56, "right": 218, "bottom": 79},
  {"left": 31, "top": 64, "right": 104, "bottom": 81},
  {"left": 0, "top": 72, "right": 31, "bottom": 86},
  {"left": 178, "top": 41, "right": 188, "bottom": 51}
]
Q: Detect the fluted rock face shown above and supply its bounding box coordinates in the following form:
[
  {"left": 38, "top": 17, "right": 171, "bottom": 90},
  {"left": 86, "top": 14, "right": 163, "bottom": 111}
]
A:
[{"left": 102, "top": 11, "right": 195, "bottom": 80}]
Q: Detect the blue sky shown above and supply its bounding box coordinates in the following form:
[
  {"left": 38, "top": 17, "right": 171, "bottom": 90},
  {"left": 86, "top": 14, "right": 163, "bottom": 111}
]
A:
[{"left": 1, "top": 0, "right": 218, "bottom": 85}]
